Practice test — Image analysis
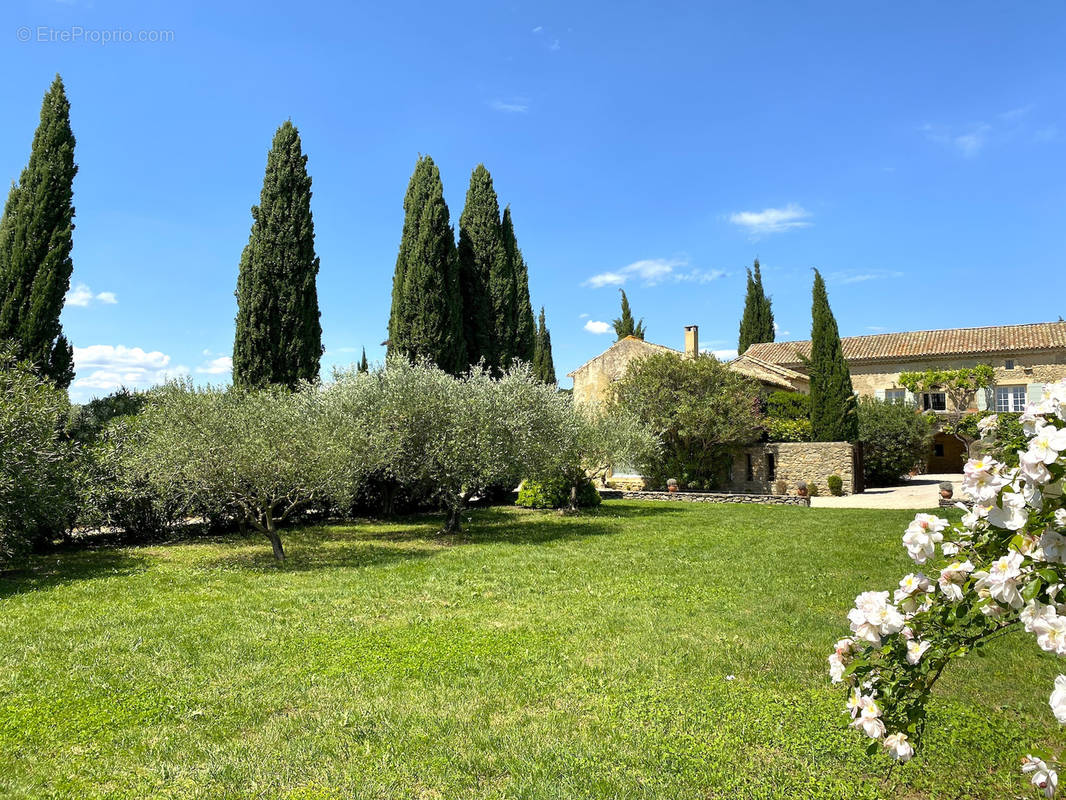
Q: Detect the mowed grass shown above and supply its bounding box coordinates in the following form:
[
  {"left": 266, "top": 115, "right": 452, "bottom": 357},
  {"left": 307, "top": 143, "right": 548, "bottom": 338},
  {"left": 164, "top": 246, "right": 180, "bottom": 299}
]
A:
[{"left": 0, "top": 502, "right": 1060, "bottom": 799}]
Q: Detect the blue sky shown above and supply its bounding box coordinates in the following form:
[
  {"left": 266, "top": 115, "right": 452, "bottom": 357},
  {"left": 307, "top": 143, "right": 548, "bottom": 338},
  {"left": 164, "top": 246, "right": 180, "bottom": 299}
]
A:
[{"left": 1, "top": 0, "right": 1063, "bottom": 401}]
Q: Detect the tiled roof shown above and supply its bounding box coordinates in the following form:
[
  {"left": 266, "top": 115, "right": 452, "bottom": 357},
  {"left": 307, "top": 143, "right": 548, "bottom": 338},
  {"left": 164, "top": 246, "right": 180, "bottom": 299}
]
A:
[
  {"left": 744, "top": 322, "right": 1066, "bottom": 368},
  {"left": 728, "top": 354, "right": 810, "bottom": 389}
]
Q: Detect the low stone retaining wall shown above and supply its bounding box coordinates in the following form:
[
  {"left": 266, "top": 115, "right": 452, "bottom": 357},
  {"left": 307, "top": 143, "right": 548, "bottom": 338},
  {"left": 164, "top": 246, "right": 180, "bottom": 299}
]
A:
[{"left": 599, "top": 489, "right": 810, "bottom": 507}]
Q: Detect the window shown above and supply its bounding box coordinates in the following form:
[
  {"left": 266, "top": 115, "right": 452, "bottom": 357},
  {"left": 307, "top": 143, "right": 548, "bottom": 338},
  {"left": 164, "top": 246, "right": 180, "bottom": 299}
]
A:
[
  {"left": 1005, "top": 359, "right": 1015, "bottom": 370},
  {"left": 746, "top": 454, "right": 754, "bottom": 482},
  {"left": 995, "top": 385, "right": 1027, "bottom": 412},
  {"left": 922, "top": 392, "right": 947, "bottom": 411},
  {"left": 934, "top": 442, "right": 945, "bottom": 458},
  {"left": 766, "top": 453, "right": 776, "bottom": 481},
  {"left": 884, "top": 389, "right": 906, "bottom": 404}
]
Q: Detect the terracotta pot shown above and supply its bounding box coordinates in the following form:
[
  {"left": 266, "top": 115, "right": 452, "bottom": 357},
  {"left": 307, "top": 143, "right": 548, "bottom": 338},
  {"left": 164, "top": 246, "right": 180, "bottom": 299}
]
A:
[
  {"left": 940, "top": 489, "right": 952, "bottom": 499},
  {"left": 797, "top": 487, "right": 809, "bottom": 497}
]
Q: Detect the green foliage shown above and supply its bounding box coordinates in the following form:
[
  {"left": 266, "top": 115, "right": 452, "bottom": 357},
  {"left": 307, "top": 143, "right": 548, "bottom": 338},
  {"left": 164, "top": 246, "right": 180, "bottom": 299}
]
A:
[
  {"left": 0, "top": 76, "right": 77, "bottom": 388},
  {"left": 516, "top": 475, "right": 601, "bottom": 509},
  {"left": 898, "top": 365, "right": 995, "bottom": 445},
  {"left": 0, "top": 345, "right": 77, "bottom": 560},
  {"left": 960, "top": 411, "right": 1026, "bottom": 467},
  {"left": 765, "top": 417, "right": 812, "bottom": 442},
  {"left": 232, "top": 121, "right": 323, "bottom": 389},
  {"left": 807, "top": 270, "right": 858, "bottom": 442},
  {"left": 612, "top": 289, "right": 645, "bottom": 340},
  {"left": 857, "top": 396, "right": 934, "bottom": 487},
  {"left": 387, "top": 155, "right": 465, "bottom": 374},
  {"left": 532, "top": 306, "right": 556, "bottom": 384},
  {"left": 68, "top": 387, "right": 148, "bottom": 444},
  {"left": 826, "top": 474, "right": 843, "bottom": 496},
  {"left": 134, "top": 381, "right": 337, "bottom": 560},
  {"left": 611, "top": 352, "right": 762, "bottom": 489},
  {"left": 737, "top": 258, "right": 774, "bottom": 355},
  {"left": 807, "top": 482, "right": 821, "bottom": 497},
  {"left": 766, "top": 390, "right": 809, "bottom": 420},
  {"left": 502, "top": 206, "right": 537, "bottom": 366},
  {"left": 457, "top": 165, "right": 505, "bottom": 371}
]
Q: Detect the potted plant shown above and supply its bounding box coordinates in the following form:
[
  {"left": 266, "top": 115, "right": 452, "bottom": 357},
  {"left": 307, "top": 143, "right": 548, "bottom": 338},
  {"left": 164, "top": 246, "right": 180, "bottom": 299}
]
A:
[
  {"left": 796, "top": 480, "right": 808, "bottom": 498},
  {"left": 666, "top": 478, "right": 679, "bottom": 493},
  {"left": 939, "top": 481, "right": 953, "bottom": 500}
]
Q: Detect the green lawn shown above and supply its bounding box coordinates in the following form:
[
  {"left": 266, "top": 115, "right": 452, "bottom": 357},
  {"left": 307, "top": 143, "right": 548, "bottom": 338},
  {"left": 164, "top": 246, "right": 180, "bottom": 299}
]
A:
[{"left": 0, "top": 501, "right": 1059, "bottom": 799}]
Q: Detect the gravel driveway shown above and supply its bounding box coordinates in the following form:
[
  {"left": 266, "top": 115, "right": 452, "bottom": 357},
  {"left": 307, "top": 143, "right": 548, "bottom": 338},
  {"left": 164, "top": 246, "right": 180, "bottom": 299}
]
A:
[{"left": 810, "top": 473, "right": 963, "bottom": 509}]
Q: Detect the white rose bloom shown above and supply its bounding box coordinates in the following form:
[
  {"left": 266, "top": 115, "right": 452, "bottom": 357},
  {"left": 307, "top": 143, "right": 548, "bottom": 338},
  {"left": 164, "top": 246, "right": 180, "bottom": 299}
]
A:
[
  {"left": 1022, "top": 600, "right": 1055, "bottom": 634},
  {"left": 829, "top": 652, "right": 847, "bottom": 683},
  {"left": 1021, "top": 450, "right": 1053, "bottom": 485},
  {"left": 976, "top": 414, "right": 999, "bottom": 436},
  {"left": 849, "top": 695, "right": 885, "bottom": 739},
  {"left": 883, "top": 732, "right": 914, "bottom": 761},
  {"left": 962, "top": 469, "right": 1008, "bottom": 503},
  {"left": 848, "top": 591, "right": 904, "bottom": 643},
  {"left": 1029, "top": 422, "right": 1066, "bottom": 465},
  {"left": 974, "top": 551, "right": 1026, "bottom": 609},
  {"left": 903, "top": 516, "right": 947, "bottom": 563},
  {"left": 1034, "top": 613, "right": 1066, "bottom": 656},
  {"left": 988, "top": 493, "right": 1029, "bottom": 531},
  {"left": 938, "top": 560, "right": 974, "bottom": 602},
  {"left": 1042, "top": 530, "right": 1066, "bottom": 564},
  {"left": 1050, "top": 675, "right": 1066, "bottom": 724},
  {"left": 1056, "top": 508, "right": 1066, "bottom": 529},
  {"left": 964, "top": 456, "right": 998, "bottom": 476},
  {"left": 1023, "top": 755, "right": 1059, "bottom": 799},
  {"left": 906, "top": 640, "right": 931, "bottom": 665},
  {"left": 941, "top": 541, "right": 960, "bottom": 557}
]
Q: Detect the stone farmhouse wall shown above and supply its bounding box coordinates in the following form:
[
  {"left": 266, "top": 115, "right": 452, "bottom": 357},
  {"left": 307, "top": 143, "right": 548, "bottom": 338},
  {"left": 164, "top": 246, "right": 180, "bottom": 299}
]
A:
[
  {"left": 848, "top": 349, "right": 1066, "bottom": 412},
  {"left": 726, "top": 441, "right": 857, "bottom": 495},
  {"left": 600, "top": 489, "right": 810, "bottom": 507},
  {"left": 570, "top": 337, "right": 678, "bottom": 407}
]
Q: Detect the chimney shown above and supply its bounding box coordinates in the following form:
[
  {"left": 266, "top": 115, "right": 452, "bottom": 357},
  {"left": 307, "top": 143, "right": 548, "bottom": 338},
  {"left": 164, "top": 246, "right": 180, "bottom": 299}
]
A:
[{"left": 684, "top": 325, "right": 699, "bottom": 359}]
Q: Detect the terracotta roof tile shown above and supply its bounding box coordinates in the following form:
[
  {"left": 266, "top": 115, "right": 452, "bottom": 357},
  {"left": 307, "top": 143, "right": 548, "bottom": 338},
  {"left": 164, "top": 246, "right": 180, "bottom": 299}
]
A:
[{"left": 744, "top": 322, "right": 1066, "bottom": 368}]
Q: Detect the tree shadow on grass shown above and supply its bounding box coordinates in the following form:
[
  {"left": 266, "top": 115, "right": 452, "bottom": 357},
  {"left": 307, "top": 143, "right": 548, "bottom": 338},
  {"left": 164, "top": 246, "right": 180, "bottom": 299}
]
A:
[{"left": 0, "top": 547, "right": 149, "bottom": 599}]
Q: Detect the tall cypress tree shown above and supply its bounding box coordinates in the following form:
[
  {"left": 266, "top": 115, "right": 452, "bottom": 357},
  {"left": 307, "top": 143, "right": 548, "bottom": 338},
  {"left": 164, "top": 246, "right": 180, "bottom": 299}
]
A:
[
  {"left": 738, "top": 258, "right": 774, "bottom": 355},
  {"left": 387, "top": 155, "right": 465, "bottom": 373},
  {"left": 612, "top": 289, "right": 645, "bottom": 340},
  {"left": 0, "top": 75, "right": 77, "bottom": 388},
  {"left": 232, "top": 121, "right": 323, "bottom": 389},
  {"left": 532, "top": 306, "right": 556, "bottom": 385},
  {"left": 808, "top": 269, "right": 858, "bottom": 442},
  {"left": 357, "top": 347, "right": 369, "bottom": 374},
  {"left": 457, "top": 164, "right": 505, "bottom": 370},
  {"left": 501, "top": 206, "right": 536, "bottom": 365}
]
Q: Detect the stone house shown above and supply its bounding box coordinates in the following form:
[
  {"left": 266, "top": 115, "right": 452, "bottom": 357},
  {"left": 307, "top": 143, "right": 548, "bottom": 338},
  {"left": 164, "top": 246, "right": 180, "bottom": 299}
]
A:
[{"left": 744, "top": 321, "right": 1066, "bottom": 472}]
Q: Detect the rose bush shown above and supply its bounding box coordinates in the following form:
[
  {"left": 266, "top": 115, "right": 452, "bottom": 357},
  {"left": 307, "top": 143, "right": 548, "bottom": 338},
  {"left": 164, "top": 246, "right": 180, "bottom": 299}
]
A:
[{"left": 831, "top": 379, "right": 1066, "bottom": 797}]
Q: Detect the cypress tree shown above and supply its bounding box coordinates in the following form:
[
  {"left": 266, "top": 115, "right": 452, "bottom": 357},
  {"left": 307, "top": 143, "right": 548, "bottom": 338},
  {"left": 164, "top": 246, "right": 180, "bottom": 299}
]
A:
[
  {"left": 501, "top": 206, "right": 536, "bottom": 365},
  {"left": 387, "top": 155, "right": 465, "bottom": 373},
  {"left": 612, "top": 289, "right": 645, "bottom": 340},
  {"left": 738, "top": 258, "right": 774, "bottom": 355},
  {"left": 457, "top": 164, "right": 505, "bottom": 370},
  {"left": 232, "top": 121, "right": 323, "bottom": 389},
  {"left": 532, "top": 306, "right": 556, "bottom": 385},
  {"left": 357, "top": 347, "right": 369, "bottom": 374},
  {"left": 0, "top": 75, "right": 77, "bottom": 388},
  {"left": 808, "top": 269, "right": 858, "bottom": 442}
]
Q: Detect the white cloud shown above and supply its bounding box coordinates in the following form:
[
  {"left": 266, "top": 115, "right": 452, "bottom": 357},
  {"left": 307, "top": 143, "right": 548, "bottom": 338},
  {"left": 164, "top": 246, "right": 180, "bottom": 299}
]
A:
[
  {"left": 583, "top": 258, "right": 724, "bottom": 288},
  {"left": 584, "top": 320, "right": 611, "bottom": 335},
  {"left": 66, "top": 282, "right": 118, "bottom": 307},
  {"left": 711, "top": 348, "right": 738, "bottom": 361},
  {"left": 532, "top": 25, "right": 543, "bottom": 33},
  {"left": 866, "top": 325, "right": 889, "bottom": 332},
  {"left": 999, "top": 104, "right": 1034, "bottom": 122},
  {"left": 830, "top": 269, "right": 904, "bottom": 284},
  {"left": 549, "top": 39, "right": 560, "bottom": 51},
  {"left": 197, "top": 355, "right": 232, "bottom": 375},
  {"left": 920, "top": 122, "right": 990, "bottom": 158},
  {"left": 773, "top": 322, "right": 791, "bottom": 337},
  {"left": 729, "top": 204, "right": 811, "bottom": 236},
  {"left": 491, "top": 99, "right": 529, "bottom": 113},
  {"left": 578, "top": 313, "right": 589, "bottom": 319},
  {"left": 70, "top": 344, "right": 189, "bottom": 402}
]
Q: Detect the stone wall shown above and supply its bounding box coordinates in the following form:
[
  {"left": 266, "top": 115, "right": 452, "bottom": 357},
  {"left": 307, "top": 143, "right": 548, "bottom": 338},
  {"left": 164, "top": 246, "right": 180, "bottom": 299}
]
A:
[
  {"left": 599, "top": 489, "right": 810, "bottom": 507},
  {"left": 848, "top": 350, "right": 1066, "bottom": 412},
  {"left": 725, "top": 441, "right": 857, "bottom": 496},
  {"left": 570, "top": 337, "right": 678, "bottom": 407}
]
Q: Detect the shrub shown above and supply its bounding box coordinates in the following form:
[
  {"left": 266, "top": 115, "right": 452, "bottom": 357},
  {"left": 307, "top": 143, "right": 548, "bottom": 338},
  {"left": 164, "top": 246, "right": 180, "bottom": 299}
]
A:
[
  {"left": 774, "top": 479, "right": 788, "bottom": 495},
  {"left": 827, "top": 474, "right": 843, "bottom": 496},
  {"left": 517, "top": 476, "right": 600, "bottom": 509},
  {"left": 0, "top": 346, "right": 78, "bottom": 560},
  {"left": 611, "top": 352, "right": 762, "bottom": 489},
  {"left": 766, "top": 417, "right": 812, "bottom": 442},
  {"left": 857, "top": 397, "right": 934, "bottom": 488},
  {"left": 807, "top": 482, "right": 821, "bottom": 497},
  {"left": 957, "top": 411, "right": 1026, "bottom": 467},
  {"left": 766, "top": 390, "right": 809, "bottom": 420}
]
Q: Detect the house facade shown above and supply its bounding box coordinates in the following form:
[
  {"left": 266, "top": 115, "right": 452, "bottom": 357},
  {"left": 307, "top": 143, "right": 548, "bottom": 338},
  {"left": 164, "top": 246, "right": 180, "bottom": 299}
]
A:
[
  {"left": 744, "top": 322, "right": 1066, "bottom": 471},
  {"left": 568, "top": 320, "right": 1066, "bottom": 479}
]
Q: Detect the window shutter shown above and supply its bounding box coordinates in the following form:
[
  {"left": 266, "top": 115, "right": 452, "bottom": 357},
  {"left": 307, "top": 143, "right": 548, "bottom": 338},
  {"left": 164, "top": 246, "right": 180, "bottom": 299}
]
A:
[
  {"left": 975, "top": 387, "right": 989, "bottom": 412},
  {"left": 904, "top": 390, "right": 917, "bottom": 408},
  {"left": 874, "top": 389, "right": 885, "bottom": 402},
  {"left": 1028, "top": 383, "right": 1045, "bottom": 405}
]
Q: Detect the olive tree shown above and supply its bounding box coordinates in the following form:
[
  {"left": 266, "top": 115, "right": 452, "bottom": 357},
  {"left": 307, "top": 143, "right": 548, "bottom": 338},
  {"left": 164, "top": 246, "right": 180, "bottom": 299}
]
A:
[
  {"left": 135, "top": 381, "right": 339, "bottom": 561},
  {"left": 0, "top": 345, "right": 77, "bottom": 560}
]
